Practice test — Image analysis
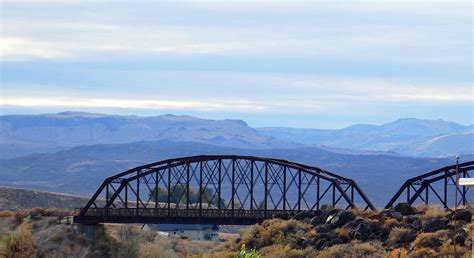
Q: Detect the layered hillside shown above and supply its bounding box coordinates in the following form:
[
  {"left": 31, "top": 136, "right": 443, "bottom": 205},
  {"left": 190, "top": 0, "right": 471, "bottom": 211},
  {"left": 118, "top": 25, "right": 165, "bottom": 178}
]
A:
[{"left": 0, "top": 112, "right": 293, "bottom": 158}]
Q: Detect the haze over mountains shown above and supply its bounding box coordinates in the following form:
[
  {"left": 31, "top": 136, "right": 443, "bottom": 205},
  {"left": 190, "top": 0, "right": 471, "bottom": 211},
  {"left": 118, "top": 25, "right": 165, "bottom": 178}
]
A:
[
  {"left": 0, "top": 140, "right": 456, "bottom": 206},
  {"left": 1, "top": 112, "right": 471, "bottom": 158},
  {"left": 0, "top": 111, "right": 293, "bottom": 159},
  {"left": 258, "top": 118, "right": 473, "bottom": 158},
  {"left": 0, "top": 112, "right": 472, "bottom": 207}
]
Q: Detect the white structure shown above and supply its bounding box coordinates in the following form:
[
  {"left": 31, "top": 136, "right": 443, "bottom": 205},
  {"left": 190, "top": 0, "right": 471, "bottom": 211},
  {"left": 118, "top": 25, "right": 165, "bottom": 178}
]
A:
[
  {"left": 458, "top": 178, "right": 474, "bottom": 187},
  {"left": 151, "top": 224, "right": 219, "bottom": 241}
]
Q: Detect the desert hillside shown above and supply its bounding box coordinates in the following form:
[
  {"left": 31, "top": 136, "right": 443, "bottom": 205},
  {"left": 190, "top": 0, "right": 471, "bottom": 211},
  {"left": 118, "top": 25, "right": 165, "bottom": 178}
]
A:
[
  {"left": 0, "top": 187, "right": 90, "bottom": 211},
  {"left": 0, "top": 202, "right": 472, "bottom": 257}
]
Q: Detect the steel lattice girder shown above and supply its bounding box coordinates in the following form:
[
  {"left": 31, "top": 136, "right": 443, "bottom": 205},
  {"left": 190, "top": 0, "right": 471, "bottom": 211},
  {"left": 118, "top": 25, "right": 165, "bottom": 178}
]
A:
[
  {"left": 75, "top": 155, "right": 376, "bottom": 224},
  {"left": 385, "top": 161, "right": 474, "bottom": 209}
]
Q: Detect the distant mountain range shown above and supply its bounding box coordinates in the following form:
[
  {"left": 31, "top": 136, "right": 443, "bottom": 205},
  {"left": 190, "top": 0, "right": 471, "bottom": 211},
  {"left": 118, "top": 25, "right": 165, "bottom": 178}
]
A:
[
  {"left": 258, "top": 118, "right": 473, "bottom": 157},
  {"left": 1, "top": 112, "right": 472, "bottom": 159},
  {"left": 0, "top": 112, "right": 472, "bottom": 207},
  {"left": 0, "top": 111, "right": 295, "bottom": 159},
  {"left": 0, "top": 140, "right": 463, "bottom": 207}
]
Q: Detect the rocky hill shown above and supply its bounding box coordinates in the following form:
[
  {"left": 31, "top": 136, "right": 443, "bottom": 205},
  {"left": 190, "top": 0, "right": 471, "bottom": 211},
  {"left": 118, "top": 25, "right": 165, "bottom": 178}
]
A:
[
  {"left": 220, "top": 203, "right": 473, "bottom": 257},
  {"left": 0, "top": 203, "right": 471, "bottom": 257},
  {"left": 0, "top": 186, "right": 91, "bottom": 211}
]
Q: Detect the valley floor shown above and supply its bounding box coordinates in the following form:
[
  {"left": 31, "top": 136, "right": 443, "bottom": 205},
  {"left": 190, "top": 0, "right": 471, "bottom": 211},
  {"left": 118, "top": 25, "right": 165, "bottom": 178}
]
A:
[{"left": 0, "top": 204, "right": 473, "bottom": 257}]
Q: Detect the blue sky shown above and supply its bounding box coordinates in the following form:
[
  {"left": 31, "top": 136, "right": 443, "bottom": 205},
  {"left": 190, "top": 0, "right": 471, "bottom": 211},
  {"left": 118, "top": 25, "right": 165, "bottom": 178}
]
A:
[{"left": 0, "top": 1, "right": 472, "bottom": 128}]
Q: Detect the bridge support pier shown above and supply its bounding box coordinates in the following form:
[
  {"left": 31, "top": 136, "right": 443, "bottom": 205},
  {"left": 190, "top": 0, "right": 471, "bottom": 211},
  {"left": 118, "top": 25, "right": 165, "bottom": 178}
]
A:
[{"left": 76, "top": 223, "right": 100, "bottom": 240}]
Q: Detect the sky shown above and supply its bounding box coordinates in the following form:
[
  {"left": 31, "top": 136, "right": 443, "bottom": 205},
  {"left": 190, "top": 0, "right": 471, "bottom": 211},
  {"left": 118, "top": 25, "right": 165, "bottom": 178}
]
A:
[{"left": 0, "top": 0, "right": 472, "bottom": 128}]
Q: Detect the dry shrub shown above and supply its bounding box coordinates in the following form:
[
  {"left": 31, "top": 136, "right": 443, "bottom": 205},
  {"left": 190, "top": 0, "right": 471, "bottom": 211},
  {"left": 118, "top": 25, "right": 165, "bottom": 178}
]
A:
[
  {"left": 388, "top": 248, "right": 408, "bottom": 258},
  {"left": 11, "top": 210, "right": 29, "bottom": 225},
  {"left": 336, "top": 227, "right": 351, "bottom": 238},
  {"left": 200, "top": 250, "right": 234, "bottom": 258},
  {"left": 436, "top": 241, "right": 470, "bottom": 257},
  {"left": 415, "top": 203, "right": 429, "bottom": 213},
  {"left": 0, "top": 218, "right": 37, "bottom": 257},
  {"left": 139, "top": 240, "right": 177, "bottom": 258},
  {"left": 409, "top": 247, "right": 434, "bottom": 257},
  {"left": 352, "top": 209, "right": 377, "bottom": 218},
  {"left": 410, "top": 230, "right": 448, "bottom": 251},
  {"left": 388, "top": 227, "right": 415, "bottom": 245},
  {"left": 172, "top": 239, "right": 219, "bottom": 256},
  {"left": 0, "top": 210, "right": 13, "bottom": 217},
  {"left": 423, "top": 205, "right": 448, "bottom": 219},
  {"left": 259, "top": 244, "right": 309, "bottom": 258},
  {"left": 28, "top": 208, "right": 44, "bottom": 220},
  {"left": 116, "top": 225, "right": 139, "bottom": 258},
  {"left": 384, "top": 218, "right": 401, "bottom": 228},
  {"left": 42, "top": 208, "right": 71, "bottom": 217},
  {"left": 465, "top": 222, "right": 473, "bottom": 248},
  {"left": 240, "top": 219, "right": 312, "bottom": 249},
  {"left": 318, "top": 241, "right": 386, "bottom": 257},
  {"left": 49, "top": 230, "right": 64, "bottom": 242}
]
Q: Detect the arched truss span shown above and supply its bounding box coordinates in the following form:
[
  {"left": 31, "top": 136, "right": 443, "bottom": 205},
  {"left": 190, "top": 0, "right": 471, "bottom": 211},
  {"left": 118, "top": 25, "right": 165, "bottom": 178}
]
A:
[
  {"left": 74, "top": 155, "right": 375, "bottom": 225},
  {"left": 385, "top": 161, "right": 474, "bottom": 209}
]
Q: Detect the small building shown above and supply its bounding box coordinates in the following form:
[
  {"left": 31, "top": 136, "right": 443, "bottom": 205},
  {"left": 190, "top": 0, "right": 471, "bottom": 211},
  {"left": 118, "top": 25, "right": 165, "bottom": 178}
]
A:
[{"left": 150, "top": 224, "right": 219, "bottom": 241}]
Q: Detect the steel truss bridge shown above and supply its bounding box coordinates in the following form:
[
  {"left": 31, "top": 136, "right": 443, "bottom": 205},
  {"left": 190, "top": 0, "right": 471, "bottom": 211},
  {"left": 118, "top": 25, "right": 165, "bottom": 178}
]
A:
[
  {"left": 74, "top": 155, "right": 375, "bottom": 225},
  {"left": 74, "top": 156, "right": 474, "bottom": 225},
  {"left": 385, "top": 161, "right": 474, "bottom": 209}
]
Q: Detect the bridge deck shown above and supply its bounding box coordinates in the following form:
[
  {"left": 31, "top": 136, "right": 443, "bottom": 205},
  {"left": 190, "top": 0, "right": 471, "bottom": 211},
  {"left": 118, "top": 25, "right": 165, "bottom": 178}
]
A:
[{"left": 73, "top": 208, "right": 300, "bottom": 225}]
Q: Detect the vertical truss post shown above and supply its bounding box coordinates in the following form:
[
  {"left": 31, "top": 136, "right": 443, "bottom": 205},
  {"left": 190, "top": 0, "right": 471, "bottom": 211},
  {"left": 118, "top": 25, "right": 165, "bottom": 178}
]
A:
[
  {"left": 105, "top": 184, "right": 109, "bottom": 219},
  {"left": 332, "top": 184, "right": 336, "bottom": 207},
  {"left": 351, "top": 185, "right": 354, "bottom": 204},
  {"left": 264, "top": 161, "right": 268, "bottom": 217},
  {"left": 407, "top": 186, "right": 410, "bottom": 203},
  {"left": 199, "top": 161, "right": 203, "bottom": 217},
  {"left": 186, "top": 162, "right": 190, "bottom": 210},
  {"left": 136, "top": 175, "right": 139, "bottom": 219},
  {"left": 231, "top": 159, "right": 235, "bottom": 214},
  {"left": 154, "top": 172, "right": 158, "bottom": 209},
  {"left": 317, "top": 176, "right": 320, "bottom": 210},
  {"left": 297, "top": 170, "right": 301, "bottom": 211},
  {"left": 462, "top": 171, "right": 467, "bottom": 205},
  {"left": 425, "top": 186, "right": 428, "bottom": 205},
  {"left": 218, "top": 159, "right": 222, "bottom": 209},
  {"left": 125, "top": 183, "right": 128, "bottom": 209},
  {"left": 250, "top": 160, "right": 254, "bottom": 210},
  {"left": 167, "top": 165, "right": 171, "bottom": 216},
  {"left": 283, "top": 166, "right": 287, "bottom": 211},
  {"left": 444, "top": 171, "right": 448, "bottom": 208}
]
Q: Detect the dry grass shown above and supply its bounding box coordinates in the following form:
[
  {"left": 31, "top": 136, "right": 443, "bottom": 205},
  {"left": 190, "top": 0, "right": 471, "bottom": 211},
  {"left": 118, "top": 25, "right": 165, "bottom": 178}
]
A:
[
  {"left": 388, "top": 248, "right": 408, "bottom": 258},
  {"left": 351, "top": 209, "right": 378, "bottom": 218},
  {"left": 0, "top": 211, "right": 13, "bottom": 218},
  {"left": 388, "top": 227, "right": 415, "bottom": 245},
  {"left": 384, "top": 218, "right": 401, "bottom": 228},
  {"left": 0, "top": 218, "right": 37, "bottom": 257},
  {"left": 409, "top": 247, "right": 434, "bottom": 257},
  {"left": 436, "top": 241, "right": 470, "bottom": 257},
  {"left": 421, "top": 205, "right": 449, "bottom": 219},
  {"left": 139, "top": 240, "right": 178, "bottom": 258},
  {"left": 239, "top": 219, "right": 313, "bottom": 250},
  {"left": 41, "top": 208, "right": 72, "bottom": 217},
  {"left": 259, "top": 244, "right": 311, "bottom": 258},
  {"left": 11, "top": 210, "right": 29, "bottom": 226},
  {"left": 410, "top": 230, "right": 448, "bottom": 250},
  {"left": 317, "top": 240, "right": 386, "bottom": 257},
  {"left": 336, "top": 227, "right": 351, "bottom": 238}
]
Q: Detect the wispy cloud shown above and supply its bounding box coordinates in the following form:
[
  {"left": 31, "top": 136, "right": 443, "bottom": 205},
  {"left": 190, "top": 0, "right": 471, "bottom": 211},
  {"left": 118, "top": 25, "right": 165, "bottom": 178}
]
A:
[
  {"left": 1, "top": 2, "right": 471, "bottom": 65},
  {"left": 1, "top": 72, "right": 471, "bottom": 114},
  {"left": 1, "top": 1, "right": 472, "bottom": 126}
]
